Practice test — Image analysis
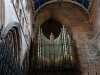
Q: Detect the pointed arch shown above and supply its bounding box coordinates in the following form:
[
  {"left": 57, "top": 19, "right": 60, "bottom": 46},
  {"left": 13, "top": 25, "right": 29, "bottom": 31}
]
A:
[{"left": 2, "top": 22, "right": 22, "bottom": 64}]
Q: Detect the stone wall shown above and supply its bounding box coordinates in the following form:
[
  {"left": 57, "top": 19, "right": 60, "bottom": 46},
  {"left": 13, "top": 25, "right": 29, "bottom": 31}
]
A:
[
  {"left": 0, "top": 0, "right": 33, "bottom": 67},
  {"left": 88, "top": 0, "right": 100, "bottom": 75},
  {"left": 91, "top": 0, "right": 100, "bottom": 50}
]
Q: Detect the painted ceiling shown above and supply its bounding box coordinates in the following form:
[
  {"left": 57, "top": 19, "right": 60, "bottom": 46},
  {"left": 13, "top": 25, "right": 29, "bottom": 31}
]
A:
[{"left": 34, "top": 0, "right": 89, "bottom": 10}]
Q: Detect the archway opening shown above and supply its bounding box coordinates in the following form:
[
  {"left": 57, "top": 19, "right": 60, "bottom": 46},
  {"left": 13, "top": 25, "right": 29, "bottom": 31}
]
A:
[
  {"left": 40, "top": 18, "right": 62, "bottom": 39},
  {"left": 3, "top": 27, "right": 21, "bottom": 64}
]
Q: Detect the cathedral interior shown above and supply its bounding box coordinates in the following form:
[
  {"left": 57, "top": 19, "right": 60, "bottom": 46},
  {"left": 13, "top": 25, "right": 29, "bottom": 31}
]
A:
[{"left": 0, "top": 0, "right": 100, "bottom": 75}]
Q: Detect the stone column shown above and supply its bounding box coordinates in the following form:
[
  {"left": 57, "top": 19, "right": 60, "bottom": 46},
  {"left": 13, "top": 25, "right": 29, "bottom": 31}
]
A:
[{"left": 0, "top": 0, "right": 4, "bottom": 29}]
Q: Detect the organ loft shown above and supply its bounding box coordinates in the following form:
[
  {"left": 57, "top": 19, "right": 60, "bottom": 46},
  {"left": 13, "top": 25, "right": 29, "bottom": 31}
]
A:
[{"left": 0, "top": 0, "right": 100, "bottom": 75}]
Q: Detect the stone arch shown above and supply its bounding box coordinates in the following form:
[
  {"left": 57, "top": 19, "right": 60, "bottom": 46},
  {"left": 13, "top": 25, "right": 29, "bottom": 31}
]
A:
[
  {"left": 33, "top": 0, "right": 90, "bottom": 19},
  {"left": 33, "top": 0, "right": 92, "bottom": 38},
  {"left": 33, "top": 0, "right": 95, "bottom": 74},
  {"left": 33, "top": 0, "right": 90, "bottom": 23},
  {"left": 32, "top": 2, "right": 94, "bottom": 41},
  {"left": 2, "top": 22, "right": 22, "bottom": 64}
]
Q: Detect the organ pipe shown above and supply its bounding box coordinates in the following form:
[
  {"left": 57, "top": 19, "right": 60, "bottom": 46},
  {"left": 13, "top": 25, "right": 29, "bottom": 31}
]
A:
[{"left": 35, "top": 26, "right": 76, "bottom": 68}]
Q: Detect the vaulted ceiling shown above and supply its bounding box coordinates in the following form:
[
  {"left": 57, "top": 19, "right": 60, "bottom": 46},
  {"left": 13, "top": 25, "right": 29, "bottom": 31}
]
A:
[{"left": 34, "top": 0, "right": 94, "bottom": 11}]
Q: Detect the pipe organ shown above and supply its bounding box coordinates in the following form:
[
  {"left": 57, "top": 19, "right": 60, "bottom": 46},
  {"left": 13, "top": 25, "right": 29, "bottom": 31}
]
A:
[{"left": 33, "top": 26, "right": 76, "bottom": 69}]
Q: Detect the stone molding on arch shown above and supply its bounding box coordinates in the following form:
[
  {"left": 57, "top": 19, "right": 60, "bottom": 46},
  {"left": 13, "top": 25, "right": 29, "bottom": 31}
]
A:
[
  {"left": 1, "top": 22, "right": 21, "bottom": 38},
  {"left": 33, "top": 0, "right": 90, "bottom": 23},
  {"left": 1, "top": 22, "right": 22, "bottom": 64},
  {"left": 33, "top": 0, "right": 91, "bottom": 32}
]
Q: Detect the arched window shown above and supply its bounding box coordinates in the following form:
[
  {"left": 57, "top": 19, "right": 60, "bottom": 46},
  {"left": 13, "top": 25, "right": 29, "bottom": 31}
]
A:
[{"left": 4, "top": 27, "right": 21, "bottom": 64}]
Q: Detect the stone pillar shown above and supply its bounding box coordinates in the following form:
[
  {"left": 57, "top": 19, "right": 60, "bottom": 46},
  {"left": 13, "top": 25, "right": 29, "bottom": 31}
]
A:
[
  {"left": 50, "top": 33, "right": 55, "bottom": 67},
  {"left": 0, "top": 0, "right": 4, "bottom": 29}
]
